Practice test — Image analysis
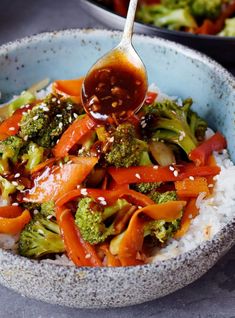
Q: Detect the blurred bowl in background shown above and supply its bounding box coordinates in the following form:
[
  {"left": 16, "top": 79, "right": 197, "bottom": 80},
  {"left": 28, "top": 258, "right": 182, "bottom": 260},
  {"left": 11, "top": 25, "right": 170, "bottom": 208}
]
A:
[{"left": 80, "top": 0, "right": 235, "bottom": 67}]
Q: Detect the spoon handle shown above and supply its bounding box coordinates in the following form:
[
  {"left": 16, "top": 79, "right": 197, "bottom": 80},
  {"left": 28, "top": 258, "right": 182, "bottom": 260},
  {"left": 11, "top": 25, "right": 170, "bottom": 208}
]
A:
[{"left": 121, "top": 0, "right": 138, "bottom": 47}]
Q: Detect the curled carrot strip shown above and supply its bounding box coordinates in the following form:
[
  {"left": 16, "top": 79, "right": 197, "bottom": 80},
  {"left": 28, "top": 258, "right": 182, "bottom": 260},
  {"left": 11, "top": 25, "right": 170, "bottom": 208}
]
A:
[
  {"left": 174, "top": 199, "right": 199, "bottom": 239},
  {"left": 0, "top": 210, "right": 31, "bottom": 234},
  {"left": 25, "top": 157, "right": 98, "bottom": 203},
  {"left": 118, "top": 201, "right": 186, "bottom": 266},
  {"left": 56, "top": 188, "right": 154, "bottom": 207},
  {"left": 99, "top": 244, "right": 121, "bottom": 267},
  {"left": 56, "top": 206, "right": 102, "bottom": 267},
  {"left": 0, "top": 206, "right": 23, "bottom": 218},
  {"left": 53, "top": 115, "right": 96, "bottom": 158},
  {"left": 175, "top": 177, "right": 209, "bottom": 198},
  {"left": 54, "top": 77, "right": 84, "bottom": 98}
]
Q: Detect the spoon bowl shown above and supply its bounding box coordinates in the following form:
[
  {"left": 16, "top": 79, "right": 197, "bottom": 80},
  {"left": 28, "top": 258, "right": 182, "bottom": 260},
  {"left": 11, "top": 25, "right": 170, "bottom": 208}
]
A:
[{"left": 81, "top": 0, "right": 148, "bottom": 123}]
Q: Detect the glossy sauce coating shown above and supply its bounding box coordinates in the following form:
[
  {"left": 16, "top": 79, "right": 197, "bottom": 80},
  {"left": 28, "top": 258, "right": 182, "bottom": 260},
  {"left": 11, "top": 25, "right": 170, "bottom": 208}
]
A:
[{"left": 82, "top": 55, "right": 147, "bottom": 123}]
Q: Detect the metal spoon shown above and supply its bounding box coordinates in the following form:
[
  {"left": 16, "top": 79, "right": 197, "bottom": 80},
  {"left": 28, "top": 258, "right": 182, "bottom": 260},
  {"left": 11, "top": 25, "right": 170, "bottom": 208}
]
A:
[{"left": 82, "top": 0, "right": 148, "bottom": 124}]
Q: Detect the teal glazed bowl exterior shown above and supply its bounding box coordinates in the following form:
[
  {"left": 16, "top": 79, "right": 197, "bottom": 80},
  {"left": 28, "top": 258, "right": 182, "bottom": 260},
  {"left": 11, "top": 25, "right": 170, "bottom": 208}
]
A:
[{"left": 0, "top": 29, "right": 235, "bottom": 308}]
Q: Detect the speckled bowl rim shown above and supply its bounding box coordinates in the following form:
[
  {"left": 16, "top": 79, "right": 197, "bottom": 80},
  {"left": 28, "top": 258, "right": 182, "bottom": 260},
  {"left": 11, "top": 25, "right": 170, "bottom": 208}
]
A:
[{"left": 0, "top": 28, "right": 235, "bottom": 275}]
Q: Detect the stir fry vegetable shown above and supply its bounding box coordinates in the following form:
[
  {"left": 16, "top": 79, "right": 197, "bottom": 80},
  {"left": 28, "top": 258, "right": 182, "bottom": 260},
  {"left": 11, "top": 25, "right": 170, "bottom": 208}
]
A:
[
  {"left": 98, "top": 0, "right": 235, "bottom": 36},
  {"left": 0, "top": 76, "right": 226, "bottom": 267}
]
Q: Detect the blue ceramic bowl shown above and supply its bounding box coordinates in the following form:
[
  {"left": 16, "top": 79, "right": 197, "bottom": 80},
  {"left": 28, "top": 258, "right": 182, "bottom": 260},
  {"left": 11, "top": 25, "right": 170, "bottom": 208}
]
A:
[{"left": 0, "top": 29, "right": 235, "bottom": 308}]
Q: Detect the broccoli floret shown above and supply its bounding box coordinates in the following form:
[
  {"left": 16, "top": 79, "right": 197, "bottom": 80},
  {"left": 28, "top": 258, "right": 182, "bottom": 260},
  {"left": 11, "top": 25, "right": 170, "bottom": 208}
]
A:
[
  {"left": 144, "top": 190, "right": 180, "bottom": 243},
  {"left": 19, "top": 93, "right": 83, "bottom": 148},
  {"left": 0, "top": 92, "right": 35, "bottom": 121},
  {"left": 0, "top": 176, "right": 17, "bottom": 201},
  {"left": 21, "top": 202, "right": 41, "bottom": 213},
  {"left": 8, "top": 91, "right": 35, "bottom": 116},
  {"left": 105, "top": 123, "right": 148, "bottom": 168},
  {"left": 21, "top": 142, "right": 44, "bottom": 171},
  {"left": 41, "top": 201, "right": 56, "bottom": 217},
  {"left": 144, "top": 219, "right": 180, "bottom": 243},
  {"left": 20, "top": 104, "right": 48, "bottom": 139},
  {"left": 22, "top": 201, "right": 55, "bottom": 217},
  {"left": 137, "top": 4, "right": 197, "bottom": 30},
  {"left": 143, "top": 98, "right": 207, "bottom": 155},
  {"left": 149, "top": 190, "right": 177, "bottom": 203},
  {"left": 0, "top": 136, "right": 25, "bottom": 173},
  {"left": 18, "top": 213, "right": 65, "bottom": 259},
  {"left": 75, "top": 197, "right": 131, "bottom": 244},
  {"left": 132, "top": 182, "right": 161, "bottom": 194},
  {"left": 161, "top": 0, "right": 190, "bottom": 9},
  {"left": 190, "top": 0, "right": 222, "bottom": 20},
  {"left": 219, "top": 18, "right": 235, "bottom": 37}
]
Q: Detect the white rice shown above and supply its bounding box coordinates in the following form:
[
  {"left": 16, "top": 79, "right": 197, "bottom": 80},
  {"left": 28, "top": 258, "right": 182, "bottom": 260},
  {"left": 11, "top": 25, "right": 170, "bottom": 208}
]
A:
[{"left": 151, "top": 150, "right": 235, "bottom": 263}]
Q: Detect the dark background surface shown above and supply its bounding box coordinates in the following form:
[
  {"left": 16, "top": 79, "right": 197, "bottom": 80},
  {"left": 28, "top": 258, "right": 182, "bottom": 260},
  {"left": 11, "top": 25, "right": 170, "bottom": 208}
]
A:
[{"left": 0, "top": 0, "right": 234, "bottom": 317}]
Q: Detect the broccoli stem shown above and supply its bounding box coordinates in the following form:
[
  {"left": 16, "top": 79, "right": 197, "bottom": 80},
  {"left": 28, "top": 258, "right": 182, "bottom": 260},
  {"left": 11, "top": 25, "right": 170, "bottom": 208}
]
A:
[{"left": 153, "top": 117, "right": 197, "bottom": 154}]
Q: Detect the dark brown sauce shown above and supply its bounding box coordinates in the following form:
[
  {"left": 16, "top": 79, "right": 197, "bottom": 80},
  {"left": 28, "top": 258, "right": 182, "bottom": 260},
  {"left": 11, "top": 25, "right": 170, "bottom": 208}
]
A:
[{"left": 82, "top": 53, "right": 147, "bottom": 124}]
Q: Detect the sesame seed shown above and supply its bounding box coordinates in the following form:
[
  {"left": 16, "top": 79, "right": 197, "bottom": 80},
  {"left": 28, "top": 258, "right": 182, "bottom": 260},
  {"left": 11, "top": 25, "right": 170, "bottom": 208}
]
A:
[
  {"left": 22, "top": 112, "right": 27, "bottom": 115},
  {"left": 38, "top": 229, "right": 44, "bottom": 235},
  {"left": 81, "top": 188, "right": 88, "bottom": 196},
  {"left": 52, "top": 98, "right": 57, "bottom": 102},
  {"left": 77, "top": 185, "right": 81, "bottom": 189},
  {"left": 47, "top": 215, "right": 53, "bottom": 220},
  {"left": 58, "top": 122, "right": 63, "bottom": 129},
  {"left": 12, "top": 202, "right": 19, "bottom": 206},
  {"left": 173, "top": 170, "right": 178, "bottom": 177},
  {"left": 33, "top": 209, "right": 39, "bottom": 215},
  {"left": 78, "top": 148, "right": 84, "bottom": 154},
  {"left": 12, "top": 181, "right": 18, "bottom": 186},
  {"left": 109, "top": 136, "right": 114, "bottom": 143},
  {"left": 178, "top": 131, "right": 186, "bottom": 141},
  {"left": 8, "top": 127, "right": 16, "bottom": 131},
  {"left": 188, "top": 214, "right": 193, "bottom": 219},
  {"left": 138, "top": 206, "right": 142, "bottom": 209},
  {"left": 85, "top": 254, "right": 91, "bottom": 259},
  {"left": 208, "top": 184, "right": 214, "bottom": 188},
  {"left": 23, "top": 135, "right": 28, "bottom": 141},
  {"left": 56, "top": 114, "right": 63, "bottom": 117},
  {"left": 169, "top": 166, "right": 174, "bottom": 171},
  {"left": 57, "top": 100, "right": 61, "bottom": 104},
  {"left": 68, "top": 117, "right": 72, "bottom": 123},
  {"left": 135, "top": 173, "right": 141, "bottom": 179},
  {"left": 189, "top": 176, "right": 194, "bottom": 180},
  {"left": 98, "top": 197, "right": 105, "bottom": 201},
  {"left": 14, "top": 173, "right": 20, "bottom": 178},
  {"left": 56, "top": 139, "right": 60, "bottom": 144},
  {"left": 73, "top": 113, "right": 78, "bottom": 119},
  {"left": 43, "top": 107, "right": 50, "bottom": 112},
  {"left": 141, "top": 123, "right": 147, "bottom": 128},
  {"left": 59, "top": 162, "right": 63, "bottom": 168},
  {"left": 33, "top": 115, "right": 39, "bottom": 121},
  {"left": 153, "top": 165, "right": 159, "bottom": 170},
  {"left": 100, "top": 200, "right": 107, "bottom": 206}
]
